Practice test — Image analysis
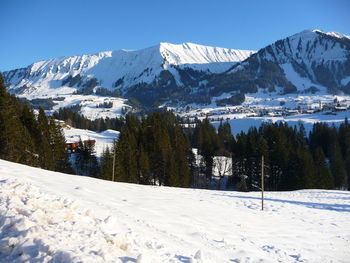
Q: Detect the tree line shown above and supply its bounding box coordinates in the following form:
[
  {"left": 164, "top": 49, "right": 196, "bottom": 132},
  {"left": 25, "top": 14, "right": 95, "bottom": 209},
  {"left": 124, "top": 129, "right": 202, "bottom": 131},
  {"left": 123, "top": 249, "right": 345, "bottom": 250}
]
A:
[
  {"left": 1, "top": 71, "right": 349, "bottom": 191},
  {"left": 0, "top": 74, "right": 72, "bottom": 173},
  {"left": 99, "top": 115, "right": 349, "bottom": 191},
  {"left": 100, "top": 112, "right": 192, "bottom": 187},
  {"left": 230, "top": 122, "right": 349, "bottom": 191},
  {"left": 53, "top": 106, "right": 124, "bottom": 132}
]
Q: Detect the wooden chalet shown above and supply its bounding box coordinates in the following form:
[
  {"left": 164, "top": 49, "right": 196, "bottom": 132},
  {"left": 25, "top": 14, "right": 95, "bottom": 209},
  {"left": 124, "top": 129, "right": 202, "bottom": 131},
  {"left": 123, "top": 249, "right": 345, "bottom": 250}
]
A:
[{"left": 65, "top": 139, "right": 96, "bottom": 153}]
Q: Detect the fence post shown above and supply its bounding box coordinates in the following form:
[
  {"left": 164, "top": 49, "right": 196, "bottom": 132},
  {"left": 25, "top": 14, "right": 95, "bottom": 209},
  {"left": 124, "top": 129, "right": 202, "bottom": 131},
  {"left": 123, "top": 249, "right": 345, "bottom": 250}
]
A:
[
  {"left": 112, "top": 147, "right": 116, "bottom": 182},
  {"left": 261, "top": 155, "right": 264, "bottom": 211}
]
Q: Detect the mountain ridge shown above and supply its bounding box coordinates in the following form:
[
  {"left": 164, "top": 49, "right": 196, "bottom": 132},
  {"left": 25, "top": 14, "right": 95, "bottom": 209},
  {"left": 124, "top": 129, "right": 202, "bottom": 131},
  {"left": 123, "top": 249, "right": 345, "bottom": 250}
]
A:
[
  {"left": 210, "top": 29, "right": 350, "bottom": 96},
  {"left": 3, "top": 42, "right": 255, "bottom": 100},
  {"left": 3, "top": 29, "right": 350, "bottom": 110}
]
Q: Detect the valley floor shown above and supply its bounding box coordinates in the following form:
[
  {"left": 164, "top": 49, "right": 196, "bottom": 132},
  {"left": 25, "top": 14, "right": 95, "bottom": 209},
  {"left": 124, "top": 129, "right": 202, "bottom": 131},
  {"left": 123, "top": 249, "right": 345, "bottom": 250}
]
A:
[{"left": 0, "top": 159, "right": 349, "bottom": 263}]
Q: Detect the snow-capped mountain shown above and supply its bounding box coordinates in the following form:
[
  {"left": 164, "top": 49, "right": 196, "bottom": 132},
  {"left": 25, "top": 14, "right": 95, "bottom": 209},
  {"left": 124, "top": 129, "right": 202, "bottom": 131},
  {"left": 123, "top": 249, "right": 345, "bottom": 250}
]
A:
[
  {"left": 2, "top": 30, "right": 350, "bottom": 112},
  {"left": 3, "top": 43, "right": 254, "bottom": 100},
  {"left": 208, "top": 30, "right": 350, "bottom": 96}
]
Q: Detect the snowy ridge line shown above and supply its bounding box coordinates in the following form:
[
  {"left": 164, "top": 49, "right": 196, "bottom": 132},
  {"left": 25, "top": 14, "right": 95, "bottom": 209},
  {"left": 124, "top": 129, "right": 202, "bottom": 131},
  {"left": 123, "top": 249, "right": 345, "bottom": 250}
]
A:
[
  {"left": 22, "top": 42, "right": 254, "bottom": 71},
  {"left": 0, "top": 178, "right": 133, "bottom": 263},
  {"left": 312, "top": 29, "right": 350, "bottom": 40},
  {"left": 3, "top": 42, "right": 255, "bottom": 99}
]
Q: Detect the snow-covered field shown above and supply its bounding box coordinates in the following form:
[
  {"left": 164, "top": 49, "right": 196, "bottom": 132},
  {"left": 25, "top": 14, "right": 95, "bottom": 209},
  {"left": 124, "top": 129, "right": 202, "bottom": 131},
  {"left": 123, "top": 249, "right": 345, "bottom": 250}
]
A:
[
  {"left": 1, "top": 160, "right": 349, "bottom": 263},
  {"left": 63, "top": 126, "right": 119, "bottom": 156},
  {"left": 51, "top": 94, "right": 129, "bottom": 120},
  {"left": 34, "top": 94, "right": 129, "bottom": 120},
  {"left": 211, "top": 109, "right": 350, "bottom": 135}
]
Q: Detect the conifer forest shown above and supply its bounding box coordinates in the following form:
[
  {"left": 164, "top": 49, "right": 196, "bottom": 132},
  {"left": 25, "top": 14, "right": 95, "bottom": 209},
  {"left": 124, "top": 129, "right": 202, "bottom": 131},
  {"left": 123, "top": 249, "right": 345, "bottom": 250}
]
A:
[{"left": 1, "top": 73, "right": 349, "bottom": 191}]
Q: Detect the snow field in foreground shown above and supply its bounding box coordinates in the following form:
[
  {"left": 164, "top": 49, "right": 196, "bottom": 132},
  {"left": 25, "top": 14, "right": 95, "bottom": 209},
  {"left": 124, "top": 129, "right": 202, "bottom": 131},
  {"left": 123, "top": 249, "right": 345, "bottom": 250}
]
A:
[
  {"left": 0, "top": 159, "right": 350, "bottom": 263},
  {"left": 0, "top": 178, "right": 136, "bottom": 263}
]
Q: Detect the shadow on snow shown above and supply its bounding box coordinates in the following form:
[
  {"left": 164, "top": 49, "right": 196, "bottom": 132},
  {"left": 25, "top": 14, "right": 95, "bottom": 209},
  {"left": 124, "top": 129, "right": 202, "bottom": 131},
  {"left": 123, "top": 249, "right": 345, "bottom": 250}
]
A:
[{"left": 213, "top": 193, "right": 350, "bottom": 212}]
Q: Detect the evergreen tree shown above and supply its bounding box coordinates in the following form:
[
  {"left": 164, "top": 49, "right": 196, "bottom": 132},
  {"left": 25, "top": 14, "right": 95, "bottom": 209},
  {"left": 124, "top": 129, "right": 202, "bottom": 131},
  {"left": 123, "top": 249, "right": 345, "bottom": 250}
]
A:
[
  {"left": 339, "top": 118, "right": 350, "bottom": 190},
  {"left": 313, "top": 147, "right": 334, "bottom": 189},
  {"left": 329, "top": 140, "right": 347, "bottom": 189},
  {"left": 101, "top": 111, "right": 192, "bottom": 188},
  {"left": 75, "top": 139, "right": 99, "bottom": 177},
  {"left": 115, "top": 125, "right": 138, "bottom": 183},
  {"left": 299, "top": 149, "right": 317, "bottom": 189},
  {"left": 217, "top": 121, "right": 233, "bottom": 153},
  {"left": 48, "top": 118, "right": 72, "bottom": 173},
  {"left": 37, "top": 108, "right": 54, "bottom": 170},
  {"left": 100, "top": 146, "right": 114, "bottom": 181},
  {"left": 138, "top": 146, "right": 151, "bottom": 184},
  {"left": 196, "top": 118, "right": 219, "bottom": 187},
  {"left": 0, "top": 75, "right": 36, "bottom": 165}
]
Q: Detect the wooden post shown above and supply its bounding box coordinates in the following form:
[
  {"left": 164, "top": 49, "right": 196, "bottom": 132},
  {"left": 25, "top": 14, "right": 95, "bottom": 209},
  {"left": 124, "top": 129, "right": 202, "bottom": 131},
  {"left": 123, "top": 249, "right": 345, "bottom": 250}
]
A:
[
  {"left": 261, "top": 155, "right": 264, "bottom": 211},
  {"left": 112, "top": 147, "right": 116, "bottom": 182}
]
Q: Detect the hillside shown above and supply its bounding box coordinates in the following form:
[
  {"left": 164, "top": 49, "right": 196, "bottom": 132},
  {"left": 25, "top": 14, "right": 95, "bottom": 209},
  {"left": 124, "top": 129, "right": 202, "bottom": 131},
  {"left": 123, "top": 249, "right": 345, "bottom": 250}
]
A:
[
  {"left": 2, "top": 30, "right": 350, "bottom": 122},
  {"left": 3, "top": 43, "right": 254, "bottom": 105},
  {"left": 208, "top": 30, "right": 350, "bottom": 96},
  {"left": 0, "top": 159, "right": 349, "bottom": 263},
  {"left": 63, "top": 126, "right": 119, "bottom": 156}
]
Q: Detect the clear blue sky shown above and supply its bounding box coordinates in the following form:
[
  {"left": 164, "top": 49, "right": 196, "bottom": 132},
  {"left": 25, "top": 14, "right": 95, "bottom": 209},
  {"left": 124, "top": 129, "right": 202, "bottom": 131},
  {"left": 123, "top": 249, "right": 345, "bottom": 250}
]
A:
[{"left": 1, "top": 0, "right": 349, "bottom": 71}]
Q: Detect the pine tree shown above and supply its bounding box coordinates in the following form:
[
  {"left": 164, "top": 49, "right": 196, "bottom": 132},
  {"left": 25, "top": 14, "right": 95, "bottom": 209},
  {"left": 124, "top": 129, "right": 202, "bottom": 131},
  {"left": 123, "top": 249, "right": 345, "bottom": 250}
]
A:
[
  {"left": 300, "top": 149, "right": 317, "bottom": 189},
  {"left": 330, "top": 141, "right": 347, "bottom": 189},
  {"left": 313, "top": 147, "right": 334, "bottom": 189},
  {"left": 100, "top": 146, "right": 114, "bottom": 181},
  {"left": 0, "top": 74, "right": 36, "bottom": 165},
  {"left": 75, "top": 139, "right": 99, "bottom": 177},
  {"left": 85, "top": 139, "right": 99, "bottom": 177},
  {"left": 218, "top": 121, "right": 233, "bottom": 152},
  {"left": 74, "top": 139, "right": 85, "bottom": 175},
  {"left": 0, "top": 73, "right": 71, "bottom": 171},
  {"left": 37, "top": 108, "right": 54, "bottom": 170},
  {"left": 339, "top": 118, "right": 350, "bottom": 190},
  {"left": 196, "top": 118, "right": 219, "bottom": 187},
  {"left": 157, "top": 126, "right": 172, "bottom": 186},
  {"left": 138, "top": 146, "right": 151, "bottom": 184},
  {"left": 48, "top": 118, "right": 72, "bottom": 173},
  {"left": 115, "top": 125, "right": 138, "bottom": 183},
  {"left": 174, "top": 124, "right": 191, "bottom": 187}
]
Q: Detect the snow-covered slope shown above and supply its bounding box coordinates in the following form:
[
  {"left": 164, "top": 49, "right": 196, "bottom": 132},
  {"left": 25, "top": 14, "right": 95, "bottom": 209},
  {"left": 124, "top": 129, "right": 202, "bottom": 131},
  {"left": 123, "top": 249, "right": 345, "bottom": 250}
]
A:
[
  {"left": 63, "top": 127, "right": 119, "bottom": 156},
  {"left": 3, "top": 30, "right": 350, "bottom": 119},
  {"left": 48, "top": 94, "right": 130, "bottom": 120},
  {"left": 3, "top": 43, "right": 254, "bottom": 97},
  {"left": 1, "top": 159, "right": 349, "bottom": 263},
  {"left": 254, "top": 29, "right": 350, "bottom": 66},
  {"left": 222, "top": 29, "right": 350, "bottom": 95},
  {"left": 260, "top": 29, "right": 350, "bottom": 92}
]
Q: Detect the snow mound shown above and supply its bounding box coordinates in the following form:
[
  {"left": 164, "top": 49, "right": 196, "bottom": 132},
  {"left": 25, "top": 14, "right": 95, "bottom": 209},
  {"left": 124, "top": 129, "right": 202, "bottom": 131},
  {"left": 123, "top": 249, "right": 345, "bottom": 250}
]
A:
[{"left": 0, "top": 178, "right": 130, "bottom": 263}]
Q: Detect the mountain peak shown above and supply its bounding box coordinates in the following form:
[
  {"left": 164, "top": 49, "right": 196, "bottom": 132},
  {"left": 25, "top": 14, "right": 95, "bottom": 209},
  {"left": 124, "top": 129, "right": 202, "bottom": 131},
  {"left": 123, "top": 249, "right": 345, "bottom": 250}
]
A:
[
  {"left": 289, "top": 29, "right": 350, "bottom": 41},
  {"left": 3, "top": 29, "right": 350, "bottom": 113},
  {"left": 157, "top": 41, "right": 255, "bottom": 66},
  {"left": 3, "top": 41, "right": 255, "bottom": 98},
  {"left": 312, "top": 29, "right": 350, "bottom": 40}
]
